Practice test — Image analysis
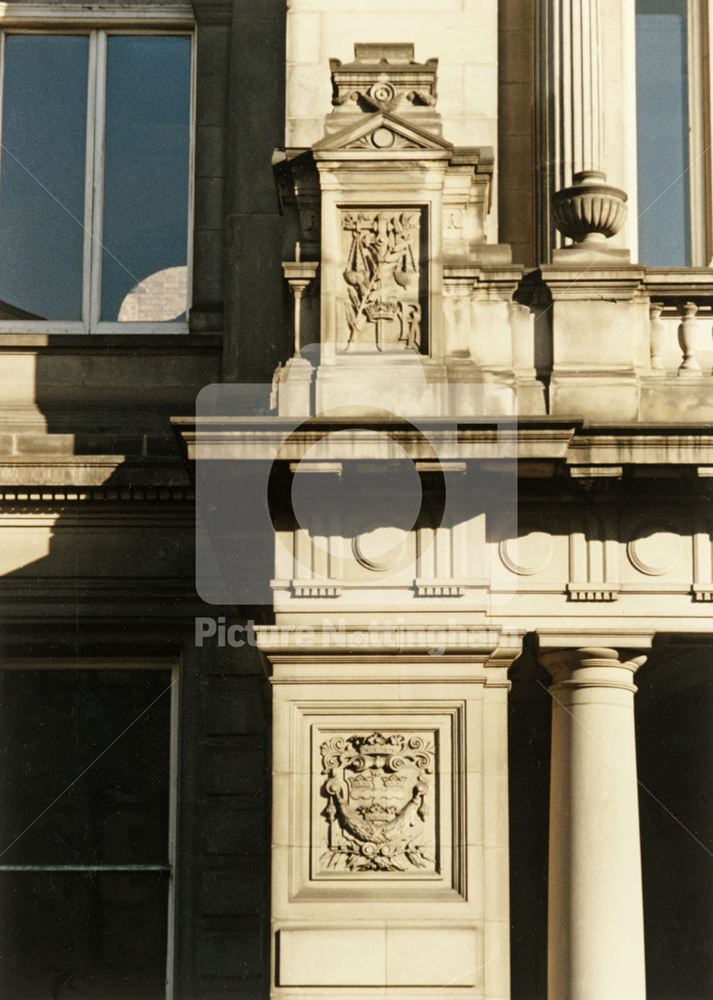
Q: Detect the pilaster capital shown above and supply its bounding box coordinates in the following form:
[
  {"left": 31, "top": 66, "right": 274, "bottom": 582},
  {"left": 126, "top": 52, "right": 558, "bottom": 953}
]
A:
[{"left": 539, "top": 645, "right": 647, "bottom": 692}]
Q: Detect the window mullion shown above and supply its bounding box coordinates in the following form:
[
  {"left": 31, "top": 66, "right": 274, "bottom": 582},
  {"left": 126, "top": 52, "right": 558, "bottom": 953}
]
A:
[
  {"left": 701, "top": 0, "right": 713, "bottom": 265},
  {"left": 688, "top": 0, "right": 707, "bottom": 265},
  {"left": 185, "top": 32, "right": 196, "bottom": 316},
  {"left": 0, "top": 864, "right": 171, "bottom": 872},
  {"left": 88, "top": 29, "right": 107, "bottom": 333},
  {"left": 0, "top": 33, "right": 6, "bottom": 209},
  {"left": 81, "top": 30, "right": 98, "bottom": 333}
]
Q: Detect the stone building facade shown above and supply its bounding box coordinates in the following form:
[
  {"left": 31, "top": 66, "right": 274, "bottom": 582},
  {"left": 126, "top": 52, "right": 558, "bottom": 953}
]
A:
[{"left": 0, "top": 1, "right": 711, "bottom": 999}]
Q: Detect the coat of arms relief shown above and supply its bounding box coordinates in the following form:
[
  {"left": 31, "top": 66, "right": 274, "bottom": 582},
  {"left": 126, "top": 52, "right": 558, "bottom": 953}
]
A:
[
  {"left": 340, "top": 210, "right": 424, "bottom": 353},
  {"left": 319, "top": 731, "right": 436, "bottom": 874}
]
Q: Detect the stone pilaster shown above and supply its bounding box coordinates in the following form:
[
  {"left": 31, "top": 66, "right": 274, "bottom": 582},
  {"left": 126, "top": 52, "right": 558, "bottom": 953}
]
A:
[
  {"left": 539, "top": 645, "right": 647, "bottom": 1000},
  {"left": 259, "top": 626, "right": 522, "bottom": 1000}
]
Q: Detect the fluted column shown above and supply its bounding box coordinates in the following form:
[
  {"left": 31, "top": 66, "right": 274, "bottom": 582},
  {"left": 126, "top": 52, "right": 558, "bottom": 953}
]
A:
[
  {"left": 548, "top": 0, "right": 628, "bottom": 253},
  {"left": 540, "top": 646, "right": 647, "bottom": 1000},
  {"left": 553, "top": 0, "right": 604, "bottom": 185}
]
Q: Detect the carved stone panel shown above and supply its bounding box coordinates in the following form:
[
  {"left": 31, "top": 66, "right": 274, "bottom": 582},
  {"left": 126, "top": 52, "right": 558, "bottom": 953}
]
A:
[
  {"left": 339, "top": 208, "right": 426, "bottom": 353},
  {"left": 319, "top": 730, "right": 436, "bottom": 874},
  {"left": 288, "top": 705, "right": 464, "bottom": 901}
]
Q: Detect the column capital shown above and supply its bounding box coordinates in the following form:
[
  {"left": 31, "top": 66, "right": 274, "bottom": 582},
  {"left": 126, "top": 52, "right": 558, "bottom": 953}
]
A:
[{"left": 539, "top": 645, "right": 647, "bottom": 691}]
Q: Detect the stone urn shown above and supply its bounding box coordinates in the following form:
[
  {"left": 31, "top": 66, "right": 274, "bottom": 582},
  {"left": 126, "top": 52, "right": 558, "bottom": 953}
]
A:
[{"left": 552, "top": 170, "right": 628, "bottom": 246}]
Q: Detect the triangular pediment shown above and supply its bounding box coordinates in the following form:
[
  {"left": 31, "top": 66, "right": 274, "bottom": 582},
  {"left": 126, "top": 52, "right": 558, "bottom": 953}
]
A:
[{"left": 313, "top": 112, "right": 453, "bottom": 155}]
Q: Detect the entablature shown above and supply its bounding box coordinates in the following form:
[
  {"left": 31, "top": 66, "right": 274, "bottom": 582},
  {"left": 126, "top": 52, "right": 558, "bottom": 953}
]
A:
[{"left": 173, "top": 415, "right": 713, "bottom": 475}]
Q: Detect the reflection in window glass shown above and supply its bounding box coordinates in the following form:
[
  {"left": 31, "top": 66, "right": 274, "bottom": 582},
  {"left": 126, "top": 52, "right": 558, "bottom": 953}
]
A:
[
  {"left": 0, "top": 669, "right": 171, "bottom": 998},
  {"left": 0, "top": 36, "right": 88, "bottom": 320},
  {"left": 636, "top": 0, "right": 691, "bottom": 265},
  {"left": 101, "top": 36, "right": 191, "bottom": 322}
]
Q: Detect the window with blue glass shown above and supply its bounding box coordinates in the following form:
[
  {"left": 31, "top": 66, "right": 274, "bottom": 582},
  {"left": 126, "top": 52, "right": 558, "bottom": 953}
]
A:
[
  {"left": 0, "top": 31, "right": 192, "bottom": 329},
  {"left": 636, "top": 0, "right": 692, "bottom": 266}
]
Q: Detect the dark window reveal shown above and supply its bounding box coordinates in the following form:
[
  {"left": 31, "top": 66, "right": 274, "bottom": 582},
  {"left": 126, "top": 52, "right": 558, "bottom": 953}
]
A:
[{"left": 0, "top": 669, "right": 172, "bottom": 999}]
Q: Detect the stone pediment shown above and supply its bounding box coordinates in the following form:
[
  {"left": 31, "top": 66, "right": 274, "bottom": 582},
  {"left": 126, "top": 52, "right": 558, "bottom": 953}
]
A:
[{"left": 313, "top": 111, "right": 453, "bottom": 157}]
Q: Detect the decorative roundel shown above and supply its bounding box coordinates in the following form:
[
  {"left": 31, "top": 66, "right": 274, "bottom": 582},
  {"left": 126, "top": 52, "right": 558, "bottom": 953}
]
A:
[
  {"left": 627, "top": 528, "right": 682, "bottom": 576},
  {"left": 499, "top": 530, "right": 553, "bottom": 576},
  {"left": 369, "top": 81, "right": 396, "bottom": 107},
  {"left": 353, "top": 525, "right": 408, "bottom": 572},
  {"left": 371, "top": 126, "right": 395, "bottom": 149}
]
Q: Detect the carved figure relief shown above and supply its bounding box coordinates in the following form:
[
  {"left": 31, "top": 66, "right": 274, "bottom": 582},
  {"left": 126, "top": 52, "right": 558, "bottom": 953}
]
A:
[
  {"left": 341, "top": 210, "right": 424, "bottom": 352},
  {"left": 319, "top": 731, "right": 436, "bottom": 873}
]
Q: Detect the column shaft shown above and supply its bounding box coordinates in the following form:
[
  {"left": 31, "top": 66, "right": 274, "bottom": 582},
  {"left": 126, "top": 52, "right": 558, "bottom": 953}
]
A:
[
  {"left": 553, "top": 0, "right": 604, "bottom": 186},
  {"left": 541, "top": 646, "right": 646, "bottom": 1000}
]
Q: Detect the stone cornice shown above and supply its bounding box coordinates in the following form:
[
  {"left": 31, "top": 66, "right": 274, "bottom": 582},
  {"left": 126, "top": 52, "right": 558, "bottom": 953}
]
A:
[
  {"left": 643, "top": 267, "right": 713, "bottom": 304},
  {"left": 257, "top": 622, "right": 523, "bottom": 675},
  {"left": 0, "top": 3, "right": 194, "bottom": 26},
  {"left": 537, "top": 264, "right": 647, "bottom": 300},
  {"left": 172, "top": 415, "right": 713, "bottom": 473}
]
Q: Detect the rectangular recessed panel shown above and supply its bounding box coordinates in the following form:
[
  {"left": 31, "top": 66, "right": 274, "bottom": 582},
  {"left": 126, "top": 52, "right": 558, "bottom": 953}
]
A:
[
  {"left": 386, "top": 927, "right": 478, "bottom": 986},
  {"left": 278, "top": 928, "right": 386, "bottom": 986},
  {"left": 277, "top": 926, "right": 478, "bottom": 988}
]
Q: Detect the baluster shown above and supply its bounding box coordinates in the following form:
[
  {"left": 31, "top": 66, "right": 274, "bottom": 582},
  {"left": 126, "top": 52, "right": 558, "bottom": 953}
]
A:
[
  {"left": 649, "top": 301, "right": 665, "bottom": 372},
  {"left": 678, "top": 301, "right": 702, "bottom": 376}
]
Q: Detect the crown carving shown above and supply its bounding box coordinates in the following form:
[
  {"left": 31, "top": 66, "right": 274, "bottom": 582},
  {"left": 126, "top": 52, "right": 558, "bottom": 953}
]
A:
[{"left": 350, "top": 731, "right": 406, "bottom": 754}]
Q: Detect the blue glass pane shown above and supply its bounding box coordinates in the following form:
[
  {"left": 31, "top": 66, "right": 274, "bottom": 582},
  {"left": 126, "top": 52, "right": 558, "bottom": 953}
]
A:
[
  {"left": 0, "top": 36, "right": 88, "bottom": 320},
  {"left": 101, "top": 36, "right": 191, "bottom": 322},
  {"left": 636, "top": 0, "right": 691, "bottom": 266}
]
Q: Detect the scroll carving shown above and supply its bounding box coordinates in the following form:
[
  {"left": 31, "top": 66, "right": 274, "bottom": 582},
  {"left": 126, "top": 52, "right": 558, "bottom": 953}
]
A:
[
  {"left": 341, "top": 210, "right": 424, "bottom": 352},
  {"left": 328, "top": 44, "right": 439, "bottom": 131},
  {"left": 319, "top": 731, "right": 436, "bottom": 873}
]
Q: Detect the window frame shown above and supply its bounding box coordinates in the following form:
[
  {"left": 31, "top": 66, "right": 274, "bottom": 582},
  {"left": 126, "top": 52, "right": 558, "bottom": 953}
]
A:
[
  {"left": 0, "top": 5, "right": 195, "bottom": 335},
  {"left": 0, "top": 658, "right": 179, "bottom": 999},
  {"left": 635, "top": 0, "right": 713, "bottom": 267},
  {"left": 694, "top": 0, "right": 713, "bottom": 265}
]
